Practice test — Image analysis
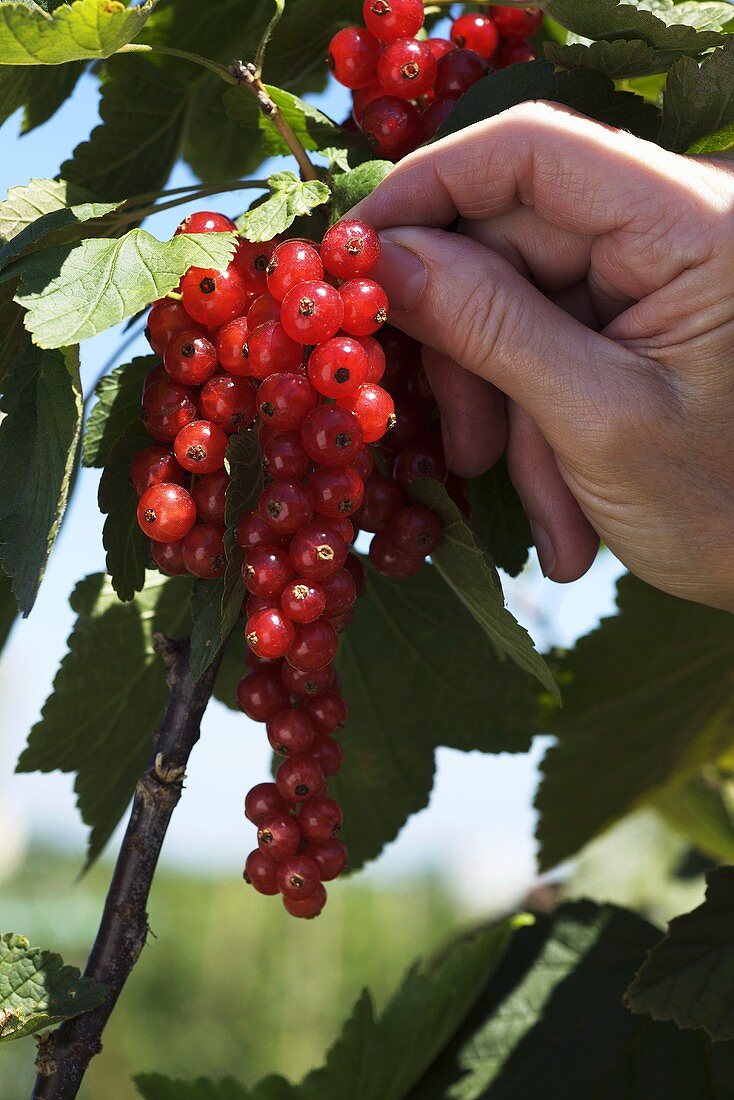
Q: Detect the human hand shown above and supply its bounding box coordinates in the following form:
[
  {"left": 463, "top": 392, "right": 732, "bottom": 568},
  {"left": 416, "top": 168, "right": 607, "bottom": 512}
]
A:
[{"left": 351, "top": 101, "right": 734, "bottom": 611}]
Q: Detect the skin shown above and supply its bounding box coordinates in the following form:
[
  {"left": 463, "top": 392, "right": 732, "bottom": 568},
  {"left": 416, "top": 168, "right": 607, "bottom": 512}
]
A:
[{"left": 351, "top": 102, "right": 734, "bottom": 612}]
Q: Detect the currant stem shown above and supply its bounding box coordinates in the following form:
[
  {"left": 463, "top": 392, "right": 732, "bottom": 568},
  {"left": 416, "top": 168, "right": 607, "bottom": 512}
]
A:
[
  {"left": 115, "top": 42, "right": 238, "bottom": 83},
  {"left": 254, "top": 0, "right": 286, "bottom": 73}
]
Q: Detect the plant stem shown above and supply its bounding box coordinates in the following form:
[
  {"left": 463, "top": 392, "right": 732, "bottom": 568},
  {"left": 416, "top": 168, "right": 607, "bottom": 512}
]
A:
[
  {"left": 116, "top": 42, "right": 238, "bottom": 84},
  {"left": 29, "top": 638, "right": 224, "bottom": 1100},
  {"left": 229, "top": 60, "right": 319, "bottom": 182}
]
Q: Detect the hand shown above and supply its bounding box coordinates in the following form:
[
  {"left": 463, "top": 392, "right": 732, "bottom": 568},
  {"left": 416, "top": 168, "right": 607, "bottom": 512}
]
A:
[{"left": 351, "top": 101, "right": 734, "bottom": 611}]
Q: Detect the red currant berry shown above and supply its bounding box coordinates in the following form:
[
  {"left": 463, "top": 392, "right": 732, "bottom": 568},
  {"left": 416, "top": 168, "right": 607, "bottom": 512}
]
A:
[
  {"left": 137, "top": 483, "right": 196, "bottom": 542},
  {"left": 353, "top": 445, "right": 375, "bottom": 483},
  {"left": 244, "top": 849, "right": 279, "bottom": 895},
  {"left": 307, "top": 336, "right": 369, "bottom": 399},
  {"left": 281, "top": 661, "right": 337, "bottom": 697},
  {"left": 301, "top": 406, "right": 364, "bottom": 468},
  {"left": 490, "top": 5, "right": 543, "bottom": 39},
  {"left": 150, "top": 539, "right": 187, "bottom": 576},
  {"left": 243, "top": 545, "right": 295, "bottom": 598},
  {"left": 182, "top": 523, "right": 227, "bottom": 578},
  {"left": 215, "top": 315, "right": 250, "bottom": 375},
  {"left": 258, "top": 373, "right": 318, "bottom": 431},
  {"left": 363, "top": 0, "right": 424, "bottom": 42},
  {"left": 369, "top": 530, "right": 424, "bottom": 577},
  {"left": 495, "top": 40, "right": 536, "bottom": 67},
  {"left": 289, "top": 522, "right": 348, "bottom": 580},
  {"left": 353, "top": 472, "right": 405, "bottom": 532},
  {"left": 181, "top": 264, "right": 248, "bottom": 326},
  {"left": 129, "top": 446, "right": 186, "bottom": 496},
  {"left": 327, "top": 610, "right": 354, "bottom": 633},
  {"left": 237, "top": 509, "right": 289, "bottom": 551},
  {"left": 434, "top": 48, "right": 488, "bottom": 98},
  {"left": 311, "top": 735, "right": 344, "bottom": 777},
  {"left": 163, "top": 329, "right": 217, "bottom": 386},
  {"left": 199, "top": 374, "right": 256, "bottom": 433},
  {"left": 344, "top": 551, "right": 366, "bottom": 597},
  {"left": 328, "top": 25, "right": 380, "bottom": 88},
  {"left": 261, "top": 431, "right": 311, "bottom": 482},
  {"left": 304, "top": 838, "right": 347, "bottom": 880},
  {"left": 232, "top": 238, "right": 279, "bottom": 295},
  {"left": 258, "top": 479, "right": 314, "bottom": 535},
  {"left": 238, "top": 672, "right": 291, "bottom": 725},
  {"left": 275, "top": 754, "right": 325, "bottom": 803},
  {"left": 280, "top": 281, "right": 344, "bottom": 344},
  {"left": 352, "top": 81, "right": 385, "bottom": 127},
  {"left": 266, "top": 240, "right": 324, "bottom": 301},
  {"left": 355, "top": 335, "right": 386, "bottom": 383},
  {"left": 428, "top": 37, "right": 457, "bottom": 62},
  {"left": 246, "top": 607, "right": 295, "bottom": 660},
  {"left": 283, "top": 881, "right": 327, "bottom": 918},
  {"left": 378, "top": 38, "right": 437, "bottom": 100},
  {"left": 393, "top": 443, "right": 447, "bottom": 490},
  {"left": 311, "top": 464, "right": 365, "bottom": 518},
  {"left": 387, "top": 504, "right": 443, "bottom": 556},
  {"left": 280, "top": 579, "right": 327, "bottom": 624},
  {"left": 191, "top": 470, "right": 228, "bottom": 525},
  {"left": 247, "top": 291, "right": 281, "bottom": 329},
  {"left": 338, "top": 383, "right": 395, "bottom": 443},
  {"left": 174, "top": 420, "right": 229, "bottom": 474},
  {"left": 146, "top": 299, "right": 203, "bottom": 355},
  {"left": 142, "top": 378, "right": 198, "bottom": 442},
  {"left": 277, "top": 854, "right": 321, "bottom": 900},
  {"left": 451, "top": 13, "right": 499, "bottom": 60},
  {"left": 321, "top": 220, "right": 381, "bottom": 280},
  {"left": 246, "top": 596, "right": 277, "bottom": 620},
  {"left": 257, "top": 812, "right": 301, "bottom": 861},
  {"left": 287, "top": 618, "right": 339, "bottom": 673},
  {"left": 267, "top": 708, "right": 316, "bottom": 756},
  {"left": 246, "top": 321, "right": 303, "bottom": 379},
  {"left": 420, "top": 96, "right": 459, "bottom": 140},
  {"left": 298, "top": 797, "right": 343, "bottom": 841},
  {"left": 360, "top": 96, "right": 421, "bottom": 159},
  {"left": 302, "top": 691, "right": 349, "bottom": 735},
  {"left": 176, "top": 210, "right": 236, "bottom": 235},
  {"left": 245, "top": 782, "right": 288, "bottom": 825},
  {"left": 320, "top": 570, "right": 357, "bottom": 619},
  {"left": 339, "top": 278, "right": 388, "bottom": 336}
]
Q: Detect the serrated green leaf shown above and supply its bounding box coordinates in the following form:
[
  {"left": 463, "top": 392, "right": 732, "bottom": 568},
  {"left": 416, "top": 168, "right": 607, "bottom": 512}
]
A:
[
  {"left": 0, "top": 339, "right": 82, "bottom": 615},
  {"left": 9, "top": 229, "right": 236, "bottom": 349},
  {"left": 98, "top": 421, "right": 153, "bottom": 602},
  {"left": 135, "top": 918, "right": 516, "bottom": 1100},
  {"left": 545, "top": 37, "right": 662, "bottom": 78},
  {"left": 535, "top": 573, "right": 734, "bottom": 872},
  {"left": 545, "top": 0, "right": 728, "bottom": 55},
  {"left": 467, "top": 459, "right": 532, "bottom": 579},
  {"left": 261, "top": 0, "right": 362, "bottom": 89},
  {"left": 410, "top": 902, "right": 734, "bottom": 1099},
  {"left": 16, "top": 571, "right": 193, "bottom": 865},
  {"left": 221, "top": 427, "right": 262, "bottom": 645},
  {"left": 0, "top": 933, "right": 106, "bottom": 1042},
  {"left": 653, "top": 774, "right": 734, "bottom": 865},
  {"left": 330, "top": 160, "right": 392, "bottom": 222},
  {"left": 0, "top": 177, "right": 121, "bottom": 273},
  {"left": 689, "top": 120, "right": 734, "bottom": 153},
  {"left": 660, "top": 41, "right": 734, "bottom": 152},
  {"left": 0, "top": 0, "right": 155, "bottom": 65},
  {"left": 83, "top": 354, "right": 154, "bottom": 468},
  {"left": 190, "top": 579, "right": 228, "bottom": 683},
  {"left": 411, "top": 480, "right": 558, "bottom": 700},
  {"left": 627, "top": 866, "right": 734, "bottom": 1041},
  {"left": 241, "top": 172, "right": 330, "bottom": 243},
  {"left": 0, "top": 59, "right": 83, "bottom": 133}
]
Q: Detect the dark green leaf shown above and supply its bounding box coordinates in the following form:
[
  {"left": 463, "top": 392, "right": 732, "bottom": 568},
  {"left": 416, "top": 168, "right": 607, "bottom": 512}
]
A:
[
  {"left": 240, "top": 172, "right": 330, "bottom": 243},
  {"left": 328, "top": 564, "right": 536, "bottom": 871},
  {"left": 660, "top": 41, "right": 734, "bottom": 152},
  {"left": 212, "top": 628, "right": 246, "bottom": 711},
  {"left": 135, "top": 1080, "right": 248, "bottom": 1100},
  {"left": 330, "top": 160, "right": 392, "bottom": 222},
  {"left": 83, "top": 354, "right": 154, "bottom": 468},
  {"left": 0, "top": 62, "right": 83, "bottom": 132},
  {"left": 190, "top": 579, "right": 227, "bottom": 683},
  {"left": 653, "top": 774, "right": 734, "bottom": 865},
  {"left": 221, "top": 427, "right": 262, "bottom": 646},
  {"left": 536, "top": 574, "right": 734, "bottom": 871},
  {"left": 98, "top": 421, "right": 152, "bottom": 602},
  {"left": 0, "top": 279, "right": 25, "bottom": 390},
  {"left": 262, "top": 0, "right": 363, "bottom": 89},
  {"left": 410, "top": 901, "right": 734, "bottom": 1099},
  {"left": 0, "top": 568, "right": 17, "bottom": 656},
  {"left": 411, "top": 480, "right": 558, "bottom": 699},
  {"left": 546, "top": 0, "right": 728, "bottom": 55},
  {"left": 544, "top": 38, "right": 662, "bottom": 78},
  {"left": 0, "top": 0, "right": 156, "bottom": 65},
  {"left": 16, "top": 571, "right": 193, "bottom": 865},
  {"left": 467, "top": 459, "right": 532, "bottom": 579},
  {"left": 180, "top": 79, "right": 266, "bottom": 186},
  {"left": 0, "top": 933, "right": 106, "bottom": 1043},
  {"left": 0, "top": 340, "right": 82, "bottom": 615},
  {"left": 627, "top": 865, "right": 734, "bottom": 1041}
]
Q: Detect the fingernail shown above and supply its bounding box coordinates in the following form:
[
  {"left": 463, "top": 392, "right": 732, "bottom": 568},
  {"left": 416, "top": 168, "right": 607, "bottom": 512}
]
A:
[
  {"left": 375, "top": 237, "right": 428, "bottom": 312},
  {"left": 530, "top": 522, "right": 556, "bottom": 578}
]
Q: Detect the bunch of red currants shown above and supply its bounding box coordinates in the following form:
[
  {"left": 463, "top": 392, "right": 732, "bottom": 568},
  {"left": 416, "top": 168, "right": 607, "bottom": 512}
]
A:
[{"left": 329, "top": 1, "right": 542, "bottom": 156}]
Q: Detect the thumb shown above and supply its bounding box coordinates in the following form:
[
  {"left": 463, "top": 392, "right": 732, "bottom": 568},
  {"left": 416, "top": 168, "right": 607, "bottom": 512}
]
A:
[{"left": 373, "top": 226, "right": 626, "bottom": 446}]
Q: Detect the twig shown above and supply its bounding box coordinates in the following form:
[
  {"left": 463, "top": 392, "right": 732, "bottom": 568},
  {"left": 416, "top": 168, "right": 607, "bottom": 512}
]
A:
[
  {"left": 229, "top": 60, "right": 319, "bottom": 182},
  {"left": 29, "top": 639, "right": 225, "bottom": 1100}
]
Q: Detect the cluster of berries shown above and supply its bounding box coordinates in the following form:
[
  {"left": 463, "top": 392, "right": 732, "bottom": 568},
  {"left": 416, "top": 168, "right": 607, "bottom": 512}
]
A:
[{"left": 329, "top": 1, "right": 542, "bottom": 156}]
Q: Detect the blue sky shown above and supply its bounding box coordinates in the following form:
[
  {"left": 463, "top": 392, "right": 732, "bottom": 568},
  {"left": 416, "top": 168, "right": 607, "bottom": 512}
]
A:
[{"left": 0, "top": 63, "right": 625, "bottom": 909}]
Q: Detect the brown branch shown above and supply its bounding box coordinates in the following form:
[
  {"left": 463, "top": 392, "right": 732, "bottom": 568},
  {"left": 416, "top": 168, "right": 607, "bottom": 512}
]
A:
[
  {"left": 30, "top": 638, "right": 224, "bottom": 1100},
  {"left": 229, "top": 60, "right": 320, "bottom": 182}
]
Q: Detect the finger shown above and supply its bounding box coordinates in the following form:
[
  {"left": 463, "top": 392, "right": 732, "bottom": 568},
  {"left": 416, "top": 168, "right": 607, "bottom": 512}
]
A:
[
  {"left": 505, "top": 403, "right": 599, "bottom": 583},
  {"left": 421, "top": 346, "right": 506, "bottom": 478}
]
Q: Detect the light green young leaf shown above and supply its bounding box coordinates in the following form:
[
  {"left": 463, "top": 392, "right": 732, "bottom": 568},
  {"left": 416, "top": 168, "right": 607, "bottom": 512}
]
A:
[
  {"left": 411, "top": 479, "right": 559, "bottom": 700},
  {"left": 16, "top": 571, "right": 193, "bottom": 865},
  {"left": 0, "top": 933, "right": 106, "bottom": 1043},
  {"left": 98, "top": 421, "right": 153, "bottom": 602},
  {"left": 241, "top": 172, "right": 330, "bottom": 243},
  {"left": 0, "top": 0, "right": 156, "bottom": 65},
  {"left": 9, "top": 229, "right": 236, "bottom": 349},
  {"left": 83, "top": 354, "right": 154, "bottom": 468}
]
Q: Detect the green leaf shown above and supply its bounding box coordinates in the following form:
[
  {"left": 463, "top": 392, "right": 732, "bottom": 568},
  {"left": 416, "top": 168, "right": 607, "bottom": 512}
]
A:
[
  {"left": 240, "top": 172, "right": 330, "bottom": 243},
  {"left": 627, "top": 866, "right": 734, "bottom": 1041},
  {"left": 0, "top": 568, "right": 17, "bottom": 657},
  {"left": 0, "top": 0, "right": 155, "bottom": 65},
  {"left": 330, "top": 160, "right": 392, "bottom": 222},
  {"left": 545, "top": 0, "right": 729, "bottom": 57},
  {"left": 653, "top": 774, "right": 734, "bottom": 865},
  {"left": 16, "top": 571, "right": 193, "bottom": 865},
  {"left": 689, "top": 121, "right": 734, "bottom": 153},
  {"left": 438, "top": 61, "right": 661, "bottom": 143},
  {"left": 0, "top": 279, "right": 25, "bottom": 389},
  {"left": 9, "top": 229, "right": 236, "bottom": 349},
  {"left": 0, "top": 177, "right": 121, "bottom": 273},
  {"left": 262, "top": 0, "right": 362, "bottom": 89},
  {"left": 328, "top": 564, "right": 537, "bottom": 871},
  {"left": 0, "top": 933, "right": 106, "bottom": 1043},
  {"left": 410, "top": 902, "right": 734, "bottom": 1099},
  {"left": 98, "top": 421, "right": 153, "bottom": 602},
  {"left": 135, "top": 917, "right": 517, "bottom": 1100},
  {"left": 83, "top": 354, "right": 154, "bottom": 468},
  {"left": 411, "top": 480, "right": 558, "bottom": 700},
  {"left": 467, "top": 459, "right": 532, "bottom": 579},
  {"left": 0, "top": 61, "right": 83, "bottom": 132},
  {"left": 221, "top": 427, "right": 262, "bottom": 646},
  {"left": 189, "top": 579, "right": 227, "bottom": 683},
  {"left": 535, "top": 573, "right": 734, "bottom": 872},
  {"left": 660, "top": 41, "right": 734, "bottom": 152},
  {"left": 0, "top": 340, "right": 82, "bottom": 615},
  {"left": 544, "top": 38, "right": 662, "bottom": 78}
]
